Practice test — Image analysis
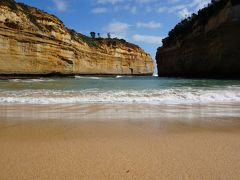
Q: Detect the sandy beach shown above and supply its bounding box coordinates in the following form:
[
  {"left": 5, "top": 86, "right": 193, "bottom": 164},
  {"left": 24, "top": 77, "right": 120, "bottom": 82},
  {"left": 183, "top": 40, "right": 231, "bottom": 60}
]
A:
[
  {"left": 1, "top": 113, "right": 240, "bottom": 180},
  {"left": 0, "top": 0, "right": 240, "bottom": 179}
]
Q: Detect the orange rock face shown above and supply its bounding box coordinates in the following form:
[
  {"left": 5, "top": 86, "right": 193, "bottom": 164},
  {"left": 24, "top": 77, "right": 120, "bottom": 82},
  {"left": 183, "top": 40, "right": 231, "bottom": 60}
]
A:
[{"left": 0, "top": 0, "right": 154, "bottom": 76}]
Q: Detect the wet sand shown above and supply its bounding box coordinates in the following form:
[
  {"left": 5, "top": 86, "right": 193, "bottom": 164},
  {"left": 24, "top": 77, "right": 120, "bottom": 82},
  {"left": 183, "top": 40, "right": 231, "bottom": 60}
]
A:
[{"left": 1, "top": 117, "right": 240, "bottom": 180}]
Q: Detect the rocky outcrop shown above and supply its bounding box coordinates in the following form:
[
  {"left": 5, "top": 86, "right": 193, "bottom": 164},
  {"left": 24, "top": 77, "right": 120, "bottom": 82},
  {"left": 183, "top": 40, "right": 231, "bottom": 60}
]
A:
[
  {"left": 0, "top": 0, "right": 154, "bottom": 76},
  {"left": 156, "top": 0, "right": 240, "bottom": 78}
]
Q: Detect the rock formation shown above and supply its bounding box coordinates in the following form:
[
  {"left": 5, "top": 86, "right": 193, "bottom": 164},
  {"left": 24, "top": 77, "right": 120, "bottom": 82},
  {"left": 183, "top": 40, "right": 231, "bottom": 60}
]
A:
[
  {"left": 156, "top": 0, "right": 240, "bottom": 78},
  {"left": 0, "top": 0, "right": 154, "bottom": 76}
]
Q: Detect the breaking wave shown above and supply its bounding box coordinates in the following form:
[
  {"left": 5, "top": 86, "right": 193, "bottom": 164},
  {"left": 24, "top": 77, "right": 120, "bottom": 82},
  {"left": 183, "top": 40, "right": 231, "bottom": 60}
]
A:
[{"left": 0, "top": 87, "right": 240, "bottom": 105}]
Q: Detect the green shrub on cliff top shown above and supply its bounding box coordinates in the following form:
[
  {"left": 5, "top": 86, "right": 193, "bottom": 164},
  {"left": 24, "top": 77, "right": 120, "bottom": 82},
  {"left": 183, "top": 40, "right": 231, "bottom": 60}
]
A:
[
  {"left": 164, "top": 0, "right": 230, "bottom": 46},
  {"left": 2, "top": 0, "right": 139, "bottom": 50},
  {"left": 68, "top": 29, "right": 99, "bottom": 47}
]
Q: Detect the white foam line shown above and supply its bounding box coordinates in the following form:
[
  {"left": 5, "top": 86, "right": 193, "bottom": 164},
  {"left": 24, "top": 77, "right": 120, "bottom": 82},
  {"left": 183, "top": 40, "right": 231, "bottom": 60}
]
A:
[
  {"left": 75, "top": 76, "right": 101, "bottom": 80},
  {"left": 9, "top": 79, "right": 54, "bottom": 83},
  {"left": 0, "top": 87, "right": 240, "bottom": 105}
]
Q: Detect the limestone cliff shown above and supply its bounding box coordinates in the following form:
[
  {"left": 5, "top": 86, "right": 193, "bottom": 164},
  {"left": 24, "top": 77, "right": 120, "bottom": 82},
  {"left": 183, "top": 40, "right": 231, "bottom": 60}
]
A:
[
  {"left": 0, "top": 0, "right": 154, "bottom": 76},
  {"left": 156, "top": 0, "right": 240, "bottom": 78}
]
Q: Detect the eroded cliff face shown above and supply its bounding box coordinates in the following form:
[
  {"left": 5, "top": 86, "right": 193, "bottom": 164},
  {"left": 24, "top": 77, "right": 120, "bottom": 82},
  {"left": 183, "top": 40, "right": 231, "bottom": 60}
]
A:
[
  {"left": 156, "top": 0, "right": 240, "bottom": 78},
  {"left": 0, "top": 0, "right": 154, "bottom": 75}
]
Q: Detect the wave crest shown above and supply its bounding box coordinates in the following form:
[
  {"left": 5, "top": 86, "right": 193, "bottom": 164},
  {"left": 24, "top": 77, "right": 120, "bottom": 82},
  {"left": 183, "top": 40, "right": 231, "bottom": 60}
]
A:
[{"left": 0, "top": 87, "right": 240, "bottom": 104}]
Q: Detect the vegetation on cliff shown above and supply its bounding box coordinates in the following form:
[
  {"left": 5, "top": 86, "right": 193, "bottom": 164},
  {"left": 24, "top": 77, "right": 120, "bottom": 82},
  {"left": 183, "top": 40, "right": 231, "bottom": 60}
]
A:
[
  {"left": 162, "top": 0, "right": 237, "bottom": 46},
  {"left": 156, "top": 0, "right": 240, "bottom": 78},
  {"left": 0, "top": 0, "right": 154, "bottom": 75},
  {"left": 0, "top": 0, "right": 63, "bottom": 31},
  {"left": 67, "top": 28, "right": 139, "bottom": 49},
  {"left": 0, "top": 0, "right": 140, "bottom": 51}
]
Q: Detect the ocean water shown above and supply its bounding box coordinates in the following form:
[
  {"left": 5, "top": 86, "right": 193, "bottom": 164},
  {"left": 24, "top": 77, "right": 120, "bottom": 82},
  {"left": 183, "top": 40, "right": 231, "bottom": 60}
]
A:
[
  {"left": 1, "top": 76, "right": 240, "bottom": 121},
  {"left": 0, "top": 76, "right": 240, "bottom": 105}
]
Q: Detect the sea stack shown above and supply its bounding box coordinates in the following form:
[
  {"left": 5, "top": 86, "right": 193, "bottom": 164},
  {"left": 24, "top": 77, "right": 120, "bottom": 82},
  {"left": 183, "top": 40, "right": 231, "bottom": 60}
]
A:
[
  {"left": 156, "top": 0, "right": 240, "bottom": 78},
  {"left": 0, "top": 0, "right": 154, "bottom": 76}
]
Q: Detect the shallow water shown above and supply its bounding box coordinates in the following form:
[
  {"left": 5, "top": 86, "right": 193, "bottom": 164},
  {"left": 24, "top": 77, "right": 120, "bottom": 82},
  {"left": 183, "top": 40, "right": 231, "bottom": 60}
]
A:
[
  {"left": 0, "top": 76, "right": 240, "bottom": 121},
  {"left": 0, "top": 76, "right": 240, "bottom": 105}
]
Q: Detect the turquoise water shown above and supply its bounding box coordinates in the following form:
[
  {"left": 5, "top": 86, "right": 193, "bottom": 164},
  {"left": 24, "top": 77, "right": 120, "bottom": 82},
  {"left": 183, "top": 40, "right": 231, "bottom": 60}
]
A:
[{"left": 0, "top": 76, "right": 240, "bottom": 104}]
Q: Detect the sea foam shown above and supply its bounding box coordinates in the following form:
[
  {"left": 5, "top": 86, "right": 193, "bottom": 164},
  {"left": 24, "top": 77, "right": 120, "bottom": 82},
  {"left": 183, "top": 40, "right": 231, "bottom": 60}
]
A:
[{"left": 0, "top": 87, "right": 240, "bottom": 105}]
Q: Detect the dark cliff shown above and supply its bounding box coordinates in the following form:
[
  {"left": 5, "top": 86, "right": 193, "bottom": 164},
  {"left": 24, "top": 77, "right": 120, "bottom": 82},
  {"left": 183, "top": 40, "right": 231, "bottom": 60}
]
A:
[
  {"left": 156, "top": 0, "right": 240, "bottom": 78},
  {"left": 0, "top": 0, "right": 154, "bottom": 76}
]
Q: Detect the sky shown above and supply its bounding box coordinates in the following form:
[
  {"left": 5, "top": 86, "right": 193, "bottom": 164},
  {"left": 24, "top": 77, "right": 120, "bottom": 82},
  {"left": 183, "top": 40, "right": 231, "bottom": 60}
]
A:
[{"left": 16, "top": 0, "right": 211, "bottom": 60}]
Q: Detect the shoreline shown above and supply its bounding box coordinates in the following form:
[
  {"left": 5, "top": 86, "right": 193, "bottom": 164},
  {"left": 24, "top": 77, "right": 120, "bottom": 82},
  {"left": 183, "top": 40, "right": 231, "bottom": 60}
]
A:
[
  {"left": 1, "top": 102, "right": 240, "bottom": 179},
  {"left": 1, "top": 103, "right": 240, "bottom": 122},
  {"left": 0, "top": 73, "right": 154, "bottom": 80},
  {"left": 1, "top": 74, "right": 240, "bottom": 80}
]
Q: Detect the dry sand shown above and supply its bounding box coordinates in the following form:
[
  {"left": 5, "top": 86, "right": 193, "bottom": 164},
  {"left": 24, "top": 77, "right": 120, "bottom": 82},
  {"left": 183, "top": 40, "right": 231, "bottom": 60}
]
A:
[{"left": 1, "top": 119, "right": 240, "bottom": 180}]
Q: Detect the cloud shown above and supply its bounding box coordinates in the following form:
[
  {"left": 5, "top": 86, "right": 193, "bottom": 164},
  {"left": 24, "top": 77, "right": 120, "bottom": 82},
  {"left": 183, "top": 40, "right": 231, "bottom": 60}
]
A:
[
  {"left": 91, "top": 7, "right": 108, "bottom": 14},
  {"left": 168, "top": 5, "right": 187, "bottom": 13},
  {"left": 178, "top": 8, "right": 191, "bottom": 18},
  {"left": 130, "top": 6, "right": 137, "bottom": 14},
  {"left": 52, "top": 0, "right": 68, "bottom": 12},
  {"left": 92, "top": 0, "right": 158, "bottom": 14},
  {"left": 96, "top": 0, "right": 123, "bottom": 4},
  {"left": 104, "top": 21, "right": 130, "bottom": 38},
  {"left": 136, "top": 21, "right": 162, "bottom": 29},
  {"left": 135, "top": 0, "right": 157, "bottom": 3},
  {"left": 156, "top": 0, "right": 211, "bottom": 18},
  {"left": 97, "top": 0, "right": 157, "bottom": 4},
  {"left": 168, "top": 0, "right": 181, "bottom": 4},
  {"left": 92, "top": 0, "right": 211, "bottom": 18},
  {"left": 189, "top": 0, "right": 210, "bottom": 10},
  {"left": 119, "top": 4, "right": 138, "bottom": 14},
  {"left": 145, "top": 6, "right": 153, "bottom": 13},
  {"left": 132, "top": 34, "right": 162, "bottom": 44},
  {"left": 156, "top": 7, "right": 168, "bottom": 13},
  {"left": 156, "top": 5, "right": 190, "bottom": 18}
]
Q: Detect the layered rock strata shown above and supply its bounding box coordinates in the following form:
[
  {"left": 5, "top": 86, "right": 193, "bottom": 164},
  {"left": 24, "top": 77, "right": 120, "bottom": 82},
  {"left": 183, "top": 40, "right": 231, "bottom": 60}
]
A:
[{"left": 0, "top": 0, "right": 154, "bottom": 76}]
